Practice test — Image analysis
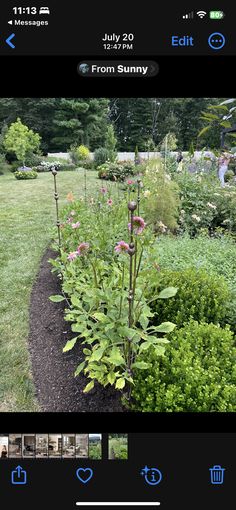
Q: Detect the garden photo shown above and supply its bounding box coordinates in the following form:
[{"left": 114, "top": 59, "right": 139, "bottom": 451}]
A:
[
  {"left": 1, "top": 97, "right": 236, "bottom": 413},
  {"left": 108, "top": 434, "right": 128, "bottom": 460}
]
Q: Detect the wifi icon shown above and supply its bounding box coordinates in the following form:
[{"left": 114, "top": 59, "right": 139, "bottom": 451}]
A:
[{"left": 197, "top": 10, "right": 207, "bottom": 18}]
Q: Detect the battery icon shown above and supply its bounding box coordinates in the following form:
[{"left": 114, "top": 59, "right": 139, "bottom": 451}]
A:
[{"left": 210, "top": 11, "right": 225, "bottom": 19}]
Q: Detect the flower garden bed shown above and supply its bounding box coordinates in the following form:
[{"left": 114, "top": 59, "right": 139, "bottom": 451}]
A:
[
  {"left": 46, "top": 158, "right": 236, "bottom": 412},
  {"left": 28, "top": 247, "right": 124, "bottom": 412}
]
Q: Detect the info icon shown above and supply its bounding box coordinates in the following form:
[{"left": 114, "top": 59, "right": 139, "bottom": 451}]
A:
[{"left": 140, "top": 466, "right": 162, "bottom": 486}]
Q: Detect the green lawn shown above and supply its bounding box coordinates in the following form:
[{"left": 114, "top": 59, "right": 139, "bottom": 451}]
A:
[{"left": 0, "top": 167, "right": 100, "bottom": 411}]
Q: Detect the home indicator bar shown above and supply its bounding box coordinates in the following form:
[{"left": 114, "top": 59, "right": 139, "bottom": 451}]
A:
[{"left": 76, "top": 504, "right": 161, "bottom": 507}]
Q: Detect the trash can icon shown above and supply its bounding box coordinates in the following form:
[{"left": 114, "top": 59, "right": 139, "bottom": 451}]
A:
[{"left": 209, "top": 465, "right": 225, "bottom": 485}]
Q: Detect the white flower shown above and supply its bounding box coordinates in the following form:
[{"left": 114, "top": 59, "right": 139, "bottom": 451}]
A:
[
  {"left": 144, "top": 190, "right": 151, "bottom": 198},
  {"left": 40, "top": 160, "right": 62, "bottom": 170},
  {"left": 207, "top": 202, "right": 217, "bottom": 209},
  {"left": 158, "top": 221, "right": 168, "bottom": 232},
  {"left": 192, "top": 214, "right": 201, "bottom": 222}
]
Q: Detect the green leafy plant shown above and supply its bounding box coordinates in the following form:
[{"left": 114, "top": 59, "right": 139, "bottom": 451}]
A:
[
  {"left": 77, "top": 144, "right": 90, "bottom": 160},
  {"left": 94, "top": 147, "right": 110, "bottom": 167},
  {"left": 98, "top": 161, "right": 135, "bottom": 181},
  {"left": 155, "top": 233, "right": 236, "bottom": 333},
  {"left": 198, "top": 98, "right": 236, "bottom": 143},
  {"left": 149, "top": 268, "right": 230, "bottom": 328},
  {"left": 175, "top": 170, "right": 236, "bottom": 235},
  {"left": 3, "top": 118, "right": 41, "bottom": 166},
  {"left": 14, "top": 170, "right": 38, "bottom": 180},
  {"left": 105, "top": 125, "right": 117, "bottom": 162},
  {"left": 142, "top": 158, "right": 180, "bottom": 233},
  {"left": 132, "top": 320, "right": 236, "bottom": 412},
  {"left": 50, "top": 197, "right": 177, "bottom": 399},
  {"left": 135, "top": 146, "right": 141, "bottom": 165}
]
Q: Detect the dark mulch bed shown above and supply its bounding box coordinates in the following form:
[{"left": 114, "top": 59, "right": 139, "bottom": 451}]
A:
[{"left": 28, "top": 247, "right": 124, "bottom": 412}]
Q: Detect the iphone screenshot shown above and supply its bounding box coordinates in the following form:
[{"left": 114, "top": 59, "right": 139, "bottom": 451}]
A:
[{"left": 0, "top": 2, "right": 235, "bottom": 508}]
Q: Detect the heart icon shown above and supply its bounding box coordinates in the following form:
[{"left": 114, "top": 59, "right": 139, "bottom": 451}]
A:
[{"left": 76, "top": 467, "right": 93, "bottom": 484}]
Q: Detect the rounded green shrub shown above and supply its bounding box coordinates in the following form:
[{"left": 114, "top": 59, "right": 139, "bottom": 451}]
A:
[
  {"left": 14, "top": 170, "right": 38, "bottom": 180},
  {"left": 224, "top": 169, "right": 235, "bottom": 182},
  {"left": 150, "top": 268, "right": 230, "bottom": 327},
  {"left": 97, "top": 163, "right": 110, "bottom": 179},
  {"left": 94, "top": 147, "right": 110, "bottom": 167},
  {"left": 132, "top": 321, "right": 236, "bottom": 412},
  {"left": 98, "top": 161, "right": 135, "bottom": 181}
]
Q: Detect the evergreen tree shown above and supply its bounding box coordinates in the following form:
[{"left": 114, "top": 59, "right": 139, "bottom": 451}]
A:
[
  {"left": 52, "top": 98, "right": 109, "bottom": 151},
  {"left": 105, "top": 125, "right": 117, "bottom": 161}
]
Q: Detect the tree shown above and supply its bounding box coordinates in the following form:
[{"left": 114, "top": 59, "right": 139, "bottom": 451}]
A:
[
  {"left": 199, "top": 98, "right": 236, "bottom": 149},
  {"left": 52, "top": 98, "right": 109, "bottom": 150},
  {"left": 110, "top": 98, "right": 154, "bottom": 150},
  {"left": 105, "top": 125, "right": 117, "bottom": 162},
  {"left": 3, "top": 118, "right": 41, "bottom": 165},
  {"left": 0, "top": 98, "right": 57, "bottom": 154}
]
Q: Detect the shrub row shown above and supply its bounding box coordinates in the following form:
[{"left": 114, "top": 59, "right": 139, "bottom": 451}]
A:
[{"left": 132, "top": 321, "right": 236, "bottom": 412}]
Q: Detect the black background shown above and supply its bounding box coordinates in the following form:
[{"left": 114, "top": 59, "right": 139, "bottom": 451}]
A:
[
  {"left": 0, "top": 433, "right": 234, "bottom": 508},
  {"left": 0, "top": 1, "right": 233, "bottom": 55}
]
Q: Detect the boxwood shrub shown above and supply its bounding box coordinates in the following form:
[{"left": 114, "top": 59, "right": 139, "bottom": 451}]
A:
[
  {"left": 14, "top": 170, "right": 38, "bottom": 180},
  {"left": 132, "top": 321, "right": 236, "bottom": 412},
  {"left": 98, "top": 161, "right": 135, "bottom": 181},
  {"left": 149, "top": 268, "right": 230, "bottom": 328}
]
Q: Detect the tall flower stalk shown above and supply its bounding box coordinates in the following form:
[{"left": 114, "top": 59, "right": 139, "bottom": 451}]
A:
[
  {"left": 133, "top": 178, "right": 142, "bottom": 293},
  {"left": 84, "top": 167, "right": 87, "bottom": 203},
  {"left": 52, "top": 167, "right": 61, "bottom": 250},
  {"left": 127, "top": 201, "right": 137, "bottom": 386},
  {"left": 128, "top": 201, "right": 136, "bottom": 329}
]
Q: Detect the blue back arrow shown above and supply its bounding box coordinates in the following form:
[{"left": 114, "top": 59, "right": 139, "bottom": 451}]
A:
[{"left": 6, "top": 33, "right": 16, "bottom": 49}]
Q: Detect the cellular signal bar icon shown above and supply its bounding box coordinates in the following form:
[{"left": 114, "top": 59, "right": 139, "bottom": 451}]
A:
[{"left": 183, "top": 11, "right": 194, "bottom": 19}]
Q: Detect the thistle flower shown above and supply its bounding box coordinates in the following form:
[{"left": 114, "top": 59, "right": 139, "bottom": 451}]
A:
[
  {"left": 115, "top": 241, "right": 129, "bottom": 253},
  {"left": 77, "top": 242, "right": 90, "bottom": 256},
  {"left": 71, "top": 221, "right": 81, "bottom": 229},
  {"left": 67, "top": 251, "right": 77, "bottom": 261},
  {"left": 107, "top": 198, "right": 113, "bottom": 206},
  {"left": 128, "top": 216, "right": 146, "bottom": 234},
  {"left": 100, "top": 187, "right": 107, "bottom": 194},
  {"left": 127, "top": 179, "right": 134, "bottom": 185}
]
